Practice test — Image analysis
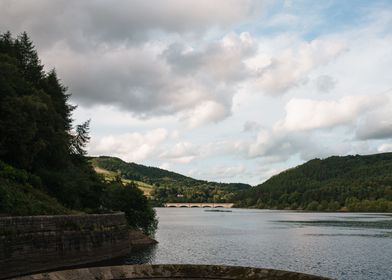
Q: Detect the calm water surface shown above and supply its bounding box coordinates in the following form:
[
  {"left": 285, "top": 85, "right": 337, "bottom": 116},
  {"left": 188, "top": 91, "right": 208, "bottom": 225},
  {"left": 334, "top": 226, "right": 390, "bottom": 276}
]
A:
[{"left": 125, "top": 208, "right": 392, "bottom": 280}]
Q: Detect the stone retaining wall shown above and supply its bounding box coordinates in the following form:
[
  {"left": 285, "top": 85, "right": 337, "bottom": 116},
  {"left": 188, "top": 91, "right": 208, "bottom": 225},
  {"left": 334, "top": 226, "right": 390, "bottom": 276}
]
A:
[
  {"left": 0, "top": 213, "right": 131, "bottom": 279},
  {"left": 11, "top": 264, "right": 334, "bottom": 280}
]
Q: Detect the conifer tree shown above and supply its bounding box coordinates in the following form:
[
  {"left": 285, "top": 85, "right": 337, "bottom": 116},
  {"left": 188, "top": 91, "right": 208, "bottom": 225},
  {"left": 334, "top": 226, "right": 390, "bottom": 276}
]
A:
[{"left": 71, "top": 120, "right": 91, "bottom": 156}]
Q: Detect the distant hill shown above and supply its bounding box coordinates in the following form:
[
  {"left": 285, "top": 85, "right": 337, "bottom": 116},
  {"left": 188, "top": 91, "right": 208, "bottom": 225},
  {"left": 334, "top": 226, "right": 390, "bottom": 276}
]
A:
[
  {"left": 235, "top": 153, "right": 392, "bottom": 212},
  {"left": 91, "top": 156, "right": 251, "bottom": 204}
]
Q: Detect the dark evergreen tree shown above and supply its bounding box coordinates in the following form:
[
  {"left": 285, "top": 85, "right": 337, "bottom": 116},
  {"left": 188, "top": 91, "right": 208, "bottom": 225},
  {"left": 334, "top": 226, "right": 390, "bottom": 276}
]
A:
[
  {"left": 14, "top": 32, "right": 44, "bottom": 86},
  {"left": 71, "top": 119, "right": 91, "bottom": 156}
]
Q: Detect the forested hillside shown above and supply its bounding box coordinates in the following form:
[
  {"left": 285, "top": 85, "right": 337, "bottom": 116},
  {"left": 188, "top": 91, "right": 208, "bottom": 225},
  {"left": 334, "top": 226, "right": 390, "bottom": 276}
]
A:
[
  {"left": 0, "top": 32, "right": 156, "bottom": 234},
  {"left": 235, "top": 153, "right": 392, "bottom": 212},
  {"left": 91, "top": 156, "right": 251, "bottom": 205}
]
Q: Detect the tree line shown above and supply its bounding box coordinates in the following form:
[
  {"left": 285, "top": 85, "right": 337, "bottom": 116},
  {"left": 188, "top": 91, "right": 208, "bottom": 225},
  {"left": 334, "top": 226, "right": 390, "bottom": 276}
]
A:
[{"left": 234, "top": 153, "right": 392, "bottom": 212}]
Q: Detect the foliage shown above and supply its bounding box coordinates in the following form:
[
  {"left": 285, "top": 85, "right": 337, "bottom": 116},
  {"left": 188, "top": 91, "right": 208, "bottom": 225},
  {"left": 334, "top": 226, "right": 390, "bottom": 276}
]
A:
[
  {"left": 235, "top": 153, "right": 392, "bottom": 212},
  {"left": 0, "top": 160, "right": 70, "bottom": 215},
  {"left": 0, "top": 32, "right": 157, "bottom": 234},
  {"left": 91, "top": 156, "right": 251, "bottom": 205},
  {"left": 102, "top": 182, "right": 158, "bottom": 235}
]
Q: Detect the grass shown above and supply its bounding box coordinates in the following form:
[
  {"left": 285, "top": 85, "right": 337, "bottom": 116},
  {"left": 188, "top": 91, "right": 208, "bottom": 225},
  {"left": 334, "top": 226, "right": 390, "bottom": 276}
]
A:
[{"left": 93, "top": 165, "right": 154, "bottom": 197}]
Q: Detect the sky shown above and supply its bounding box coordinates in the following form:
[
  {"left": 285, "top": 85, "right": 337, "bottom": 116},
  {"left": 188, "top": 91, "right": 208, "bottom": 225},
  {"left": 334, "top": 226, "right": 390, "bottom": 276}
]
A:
[{"left": 1, "top": 0, "right": 392, "bottom": 185}]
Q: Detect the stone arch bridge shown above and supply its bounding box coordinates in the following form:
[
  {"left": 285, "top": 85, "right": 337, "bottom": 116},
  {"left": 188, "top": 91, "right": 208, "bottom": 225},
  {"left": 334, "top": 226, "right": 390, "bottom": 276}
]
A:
[{"left": 164, "top": 203, "right": 234, "bottom": 208}]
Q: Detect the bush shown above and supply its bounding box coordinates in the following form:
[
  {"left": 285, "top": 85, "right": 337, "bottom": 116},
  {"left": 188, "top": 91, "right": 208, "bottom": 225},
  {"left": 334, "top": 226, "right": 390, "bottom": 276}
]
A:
[
  {"left": 0, "top": 161, "right": 70, "bottom": 215},
  {"left": 103, "top": 182, "right": 157, "bottom": 236},
  {"left": 306, "top": 201, "right": 320, "bottom": 211}
]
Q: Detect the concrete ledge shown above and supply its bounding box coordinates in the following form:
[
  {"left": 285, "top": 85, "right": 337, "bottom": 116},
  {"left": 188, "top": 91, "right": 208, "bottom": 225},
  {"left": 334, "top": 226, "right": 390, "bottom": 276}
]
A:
[
  {"left": 12, "top": 264, "right": 334, "bottom": 280},
  {"left": 129, "top": 229, "right": 158, "bottom": 248}
]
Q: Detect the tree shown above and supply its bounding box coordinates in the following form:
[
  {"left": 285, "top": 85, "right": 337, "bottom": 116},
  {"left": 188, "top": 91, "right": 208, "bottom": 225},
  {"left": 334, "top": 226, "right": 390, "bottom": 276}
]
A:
[
  {"left": 70, "top": 120, "right": 91, "bottom": 156},
  {"left": 103, "top": 182, "right": 158, "bottom": 235},
  {"left": 14, "top": 32, "right": 44, "bottom": 86}
]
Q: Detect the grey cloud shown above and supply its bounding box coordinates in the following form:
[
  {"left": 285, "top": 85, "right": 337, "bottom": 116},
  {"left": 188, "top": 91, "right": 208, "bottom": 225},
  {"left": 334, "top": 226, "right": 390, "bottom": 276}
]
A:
[
  {"left": 243, "top": 121, "right": 261, "bottom": 132},
  {"left": 40, "top": 32, "right": 259, "bottom": 121},
  {"left": 0, "top": 0, "right": 261, "bottom": 50},
  {"left": 48, "top": 46, "right": 209, "bottom": 116},
  {"left": 357, "top": 123, "right": 392, "bottom": 140},
  {"left": 356, "top": 109, "right": 392, "bottom": 140},
  {"left": 162, "top": 32, "right": 257, "bottom": 83},
  {"left": 0, "top": 0, "right": 265, "bottom": 123},
  {"left": 316, "top": 75, "right": 336, "bottom": 93}
]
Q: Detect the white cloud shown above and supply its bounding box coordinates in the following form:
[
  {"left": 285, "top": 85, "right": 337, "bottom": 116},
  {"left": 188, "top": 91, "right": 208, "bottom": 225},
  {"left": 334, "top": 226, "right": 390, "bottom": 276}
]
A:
[
  {"left": 378, "top": 143, "right": 392, "bottom": 153},
  {"left": 159, "top": 141, "right": 198, "bottom": 163},
  {"left": 182, "top": 100, "right": 231, "bottom": 128},
  {"left": 252, "top": 39, "right": 347, "bottom": 94},
  {"left": 242, "top": 94, "right": 390, "bottom": 161},
  {"left": 277, "top": 95, "right": 386, "bottom": 132},
  {"left": 187, "top": 164, "right": 247, "bottom": 181},
  {"left": 89, "top": 128, "right": 168, "bottom": 162},
  {"left": 159, "top": 162, "right": 172, "bottom": 170}
]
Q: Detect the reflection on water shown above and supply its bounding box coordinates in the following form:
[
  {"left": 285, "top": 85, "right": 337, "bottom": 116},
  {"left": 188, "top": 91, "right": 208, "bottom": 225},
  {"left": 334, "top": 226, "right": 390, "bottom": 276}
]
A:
[
  {"left": 124, "top": 208, "right": 392, "bottom": 280},
  {"left": 124, "top": 245, "right": 157, "bottom": 265},
  {"left": 304, "top": 233, "right": 392, "bottom": 238},
  {"left": 276, "top": 219, "right": 392, "bottom": 229}
]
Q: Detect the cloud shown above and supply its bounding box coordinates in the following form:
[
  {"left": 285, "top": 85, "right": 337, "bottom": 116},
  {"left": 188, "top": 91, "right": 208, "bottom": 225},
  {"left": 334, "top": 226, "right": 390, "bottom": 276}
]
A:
[
  {"left": 182, "top": 100, "right": 231, "bottom": 128},
  {"left": 253, "top": 39, "right": 347, "bottom": 94},
  {"left": 40, "top": 31, "right": 260, "bottom": 124},
  {"left": 159, "top": 162, "right": 172, "bottom": 170},
  {"left": 247, "top": 129, "right": 306, "bottom": 159},
  {"left": 163, "top": 32, "right": 257, "bottom": 83},
  {"left": 43, "top": 42, "right": 207, "bottom": 116},
  {"left": 159, "top": 141, "right": 198, "bottom": 163},
  {"left": 0, "top": 0, "right": 262, "bottom": 49},
  {"left": 378, "top": 143, "right": 392, "bottom": 153},
  {"left": 277, "top": 95, "right": 386, "bottom": 132},
  {"left": 243, "top": 121, "right": 261, "bottom": 132},
  {"left": 242, "top": 94, "right": 390, "bottom": 161},
  {"left": 0, "top": 1, "right": 265, "bottom": 127},
  {"left": 187, "top": 164, "right": 247, "bottom": 181},
  {"left": 356, "top": 106, "right": 392, "bottom": 140},
  {"left": 244, "top": 127, "right": 367, "bottom": 163},
  {"left": 89, "top": 128, "right": 168, "bottom": 162},
  {"left": 315, "top": 75, "right": 336, "bottom": 93}
]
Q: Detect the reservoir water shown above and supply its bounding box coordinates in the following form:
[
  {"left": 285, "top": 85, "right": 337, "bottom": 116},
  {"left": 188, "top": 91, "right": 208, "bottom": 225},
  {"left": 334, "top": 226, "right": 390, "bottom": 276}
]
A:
[{"left": 126, "top": 208, "right": 392, "bottom": 280}]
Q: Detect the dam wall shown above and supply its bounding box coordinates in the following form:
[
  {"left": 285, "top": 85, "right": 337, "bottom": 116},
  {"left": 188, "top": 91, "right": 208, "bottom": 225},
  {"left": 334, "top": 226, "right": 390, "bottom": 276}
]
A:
[{"left": 0, "top": 213, "right": 131, "bottom": 279}]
